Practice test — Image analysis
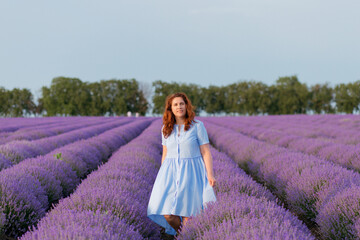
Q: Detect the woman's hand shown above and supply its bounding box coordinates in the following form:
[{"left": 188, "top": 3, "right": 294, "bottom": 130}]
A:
[
  {"left": 200, "top": 143, "right": 216, "bottom": 187},
  {"left": 161, "top": 145, "right": 167, "bottom": 165},
  {"left": 207, "top": 174, "right": 216, "bottom": 187}
]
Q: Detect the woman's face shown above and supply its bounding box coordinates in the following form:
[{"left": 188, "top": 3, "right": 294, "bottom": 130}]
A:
[{"left": 171, "top": 97, "right": 186, "bottom": 119}]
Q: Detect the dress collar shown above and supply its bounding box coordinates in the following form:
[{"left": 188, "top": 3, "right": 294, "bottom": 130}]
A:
[{"left": 174, "top": 124, "right": 184, "bottom": 131}]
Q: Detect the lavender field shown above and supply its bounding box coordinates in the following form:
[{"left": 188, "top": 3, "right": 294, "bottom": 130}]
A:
[{"left": 0, "top": 115, "right": 359, "bottom": 240}]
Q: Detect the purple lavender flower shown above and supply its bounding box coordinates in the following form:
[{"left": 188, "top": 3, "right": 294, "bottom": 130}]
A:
[
  {"left": 10, "top": 164, "right": 63, "bottom": 206},
  {"left": 317, "top": 185, "right": 360, "bottom": 239},
  {"left": 2, "top": 118, "right": 108, "bottom": 143},
  {"left": 0, "top": 153, "right": 12, "bottom": 170},
  {"left": 0, "top": 168, "right": 47, "bottom": 237},
  {"left": 178, "top": 194, "right": 314, "bottom": 240},
  {"left": 201, "top": 118, "right": 360, "bottom": 239},
  {"left": 21, "top": 120, "right": 162, "bottom": 239},
  {"left": 286, "top": 164, "right": 360, "bottom": 222},
  {"left": 210, "top": 148, "right": 276, "bottom": 201},
  {"left": 0, "top": 118, "right": 132, "bottom": 167},
  {"left": 1, "top": 119, "right": 152, "bottom": 238},
  {"left": 20, "top": 209, "right": 143, "bottom": 240},
  {"left": 202, "top": 116, "right": 360, "bottom": 173}
]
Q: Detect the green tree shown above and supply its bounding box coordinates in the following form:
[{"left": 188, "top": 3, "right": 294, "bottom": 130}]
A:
[
  {"left": 87, "top": 82, "right": 105, "bottom": 116},
  {"left": 40, "top": 86, "right": 57, "bottom": 116},
  {"left": 0, "top": 87, "right": 10, "bottom": 116},
  {"left": 267, "top": 85, "right": 280, "bottom": 115},
  {"left": 223, "top": 83, "right": 237, "bottom": 115},
  {"left": 99, "top": 79, "right": 148, "bottom": 116},
  {"left": 120, "top": 79, "right": 148, "bottom": 115},
  {"left": 99, "top": 79, "right": 118, "bottom": 115},
  {"left": 40, "top": 77, "right": 88, "bottom": 116},
  {"left": 244, "top": 81, "right": 270, "bottom": 115},
  {"left": 223, "top": 82, "right": 250, "bottom": 115},
  {"left": 334, "top": 81, "right": 360, "bottom": 113},
  {"left": 6, "top": 88, "right": 35, "bottom": 117},
  {"left": 203, "top": 85, "right": 225, "bottom": 115},
  {"left": 351, "top": 81, "right": 360, "bottom": 112},
  {"left": 273, "top": 75, "right": 309, "bottom": 114},
  {"left": 309, "top": 83, "right": 334, "bottom": 114}
]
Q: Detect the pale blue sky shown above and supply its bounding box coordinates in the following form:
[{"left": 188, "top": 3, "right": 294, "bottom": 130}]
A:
[{"left": 1, "top": 0, "right": 359, "bottom": 99}]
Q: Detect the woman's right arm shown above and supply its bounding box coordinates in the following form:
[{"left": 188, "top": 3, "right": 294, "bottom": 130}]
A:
[{"left": 161, "top": 145, "right": 167, "bottom": 165}]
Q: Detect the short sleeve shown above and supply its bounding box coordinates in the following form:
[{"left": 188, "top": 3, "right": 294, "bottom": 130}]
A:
[
  {"left": 161, "top": 125, "right": 166, "bottom": 146},
  {"left": 196, "top": 121, "right": 209, "bottom": 145}
]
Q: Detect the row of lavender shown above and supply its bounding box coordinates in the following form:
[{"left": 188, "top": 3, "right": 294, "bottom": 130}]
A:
[
  {"left": 202, "top": 119, "right": 360, "bottom": 239},
  {"left": 0, "top": 117, "right": 108, "bottom": 133},
  {"left": 223, "top": 115, "right": 360, "bottom": 145},
  {"left": 0, "top": 117, "right": 66, "bottom": 133},
  {"left": 20, "top": 120, "right": 163, "bottom": 239},
  {"left": 0, "top": 117, "right": 113, "bottom": 145},
  {"left": 0, "top": 119, "right": 151, "bottom": 238},
  {"left": 0, "top": 118, "right": 134, "bottom": 170},
  {"left": 247, "top": 114, "right": 360, "bottom": 132},
  {"left": 177, "top": 146, "right": 314, "bottom": 239},
  {"left": 21, "top": 119, "right": 314, "bottom": 240},
  {"left": 204, "top": 117, "right": 360, "bottom": 173},
  {"left": 213, "top": 115, "right": 360, "bottom": 145},
  {"left": 0, "top": 120, "right": 65, "bottom": 139}
]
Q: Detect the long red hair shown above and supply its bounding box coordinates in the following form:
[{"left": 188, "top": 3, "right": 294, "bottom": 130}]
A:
[{"left": 162, "top": 92, "right": 196, "bottom": 138}]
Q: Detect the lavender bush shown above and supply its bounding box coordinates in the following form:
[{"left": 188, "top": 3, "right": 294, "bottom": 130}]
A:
[
  {"left": 0, "top": 117, "right": 109, "bottom": 145},
  {"left": 178, "top": 194, "right": 314, "bottom": 240},
  {"left": 202, "top": 116, "right": 360, "bottom": 173},
  {"left": 3, "top": 115, "right": 360, "bottom": 239},
  {"left": 0, "top": 153, "right": 12, "bottom": 170},
  {"left": 0, "top": 168, "right": 47, "bottom": 236},
  {"left": 0, "top": 119, "right": 151, "bottom": 238},
  {"left": 0, "top": 118, "right": 62, "bottom": 133},
  {"left": 317, "top": 185, "right": 360, "bottom": 239},
  {"left": 17, "top": 156, "right": 79, "bottom": 197},
  {"left": 21, "top": 209, "right": 143, "bottom": 240},
  {"left": 0, "top": 118, "right": 132, "bottom": 170},
  {"left": 201, "top": 119, "right": 360, "bottom": 239},
  {"left": 209, "top": 148, "right": 276, "bottom": 201},
  {"left": 21, "top": 120, "right": 162, "bottom": 239},
  {"left": 286, "top": 164, "right": 360, "bottom": 222},
  {"left": 177, "top": 147, "right": 313, "bottom": 240},
  {"left": 206, "top": 115, "right": 360, "bottom": 144}
]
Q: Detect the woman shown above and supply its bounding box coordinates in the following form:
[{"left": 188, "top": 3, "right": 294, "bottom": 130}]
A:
[{"left": 147, "top": 92, "right": 217, "bottom": 237}]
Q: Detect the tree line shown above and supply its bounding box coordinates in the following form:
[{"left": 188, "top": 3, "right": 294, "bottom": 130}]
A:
[
  {"left": 0, "top": 77, "right": 148, "bottom": 117},
  {"left": 1, "top": 75, "right": 360, "bottom": 117},
  {"left": 152, "top": 76, "right": 360, "bottom": 115}
]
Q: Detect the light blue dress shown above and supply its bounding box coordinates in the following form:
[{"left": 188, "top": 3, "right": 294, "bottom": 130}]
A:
[{"left": 147, "top": 119, "right": 217, "bottom": 235}]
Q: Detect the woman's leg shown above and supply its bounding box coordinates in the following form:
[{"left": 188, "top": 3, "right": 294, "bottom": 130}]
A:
[
  {"left": 164, "top": 215, "right": 181, "bottom": 233},
  {"left": 181, "top": 216, "right": 189, "bottom": 226}
]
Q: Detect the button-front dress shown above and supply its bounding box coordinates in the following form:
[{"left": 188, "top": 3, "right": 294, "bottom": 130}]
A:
[{"left": 147, "top": 119, "right": 217, "bottom": 235}]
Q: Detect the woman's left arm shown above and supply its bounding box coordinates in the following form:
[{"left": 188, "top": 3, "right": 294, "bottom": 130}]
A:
[{"left": 200, "top": 143, "right": 216, "bottom": 187}]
